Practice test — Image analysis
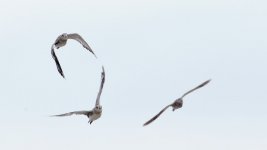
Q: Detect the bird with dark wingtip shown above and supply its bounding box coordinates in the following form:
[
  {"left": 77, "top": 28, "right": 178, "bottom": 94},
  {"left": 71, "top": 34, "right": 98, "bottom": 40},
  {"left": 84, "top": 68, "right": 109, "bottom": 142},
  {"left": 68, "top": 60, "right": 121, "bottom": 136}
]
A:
[
  {"left": 51, "top": 33, "right": 97, "bottom": 78},
  {"left": 143, "top": 79, "right": 211, "bottom": 126},
  {"left": 51, "top": 66, "right": 105, "bottom": 124}
]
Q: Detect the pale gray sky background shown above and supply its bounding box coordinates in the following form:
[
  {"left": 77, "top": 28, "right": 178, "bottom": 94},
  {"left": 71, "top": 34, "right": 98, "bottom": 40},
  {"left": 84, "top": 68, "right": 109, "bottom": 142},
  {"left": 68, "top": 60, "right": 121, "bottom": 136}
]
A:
[{"left": 1, "top": 0, "right": 267, "bottom": 149}]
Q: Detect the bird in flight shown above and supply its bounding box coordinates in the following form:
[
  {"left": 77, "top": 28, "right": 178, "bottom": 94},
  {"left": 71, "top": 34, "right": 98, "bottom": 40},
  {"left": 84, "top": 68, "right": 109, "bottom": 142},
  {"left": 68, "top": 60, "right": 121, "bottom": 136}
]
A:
[
  {"left": 143, "top": 79, "right": 211, "bottom": 126},
  {"left": 51, "top": 66, "right": 105, "bottom": 124},
  {"left": 51, "top": 33, "right": 97, "bottom": 78}
]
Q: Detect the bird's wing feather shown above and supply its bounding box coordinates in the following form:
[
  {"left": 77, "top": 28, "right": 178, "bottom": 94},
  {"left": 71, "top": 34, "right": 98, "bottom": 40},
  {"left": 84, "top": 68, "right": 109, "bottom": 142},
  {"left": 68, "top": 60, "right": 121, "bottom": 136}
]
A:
[
  {"left": 51, "top": 45, "right": 65, "bottom": 78},
  {"left": 51, "top": 110, "right": 93, "bottom": 117},
  {"left": 143, "top": 104, "right": 172, "bottom": 126},
  {"left": 181, "top": 79, "right": 211, "bottom": 99},
  {"left": 95, "top": 66, "right": 105, "bottom": 106},
  {"left": 67, "top": 33, "right": 97, "bottom": 58}
]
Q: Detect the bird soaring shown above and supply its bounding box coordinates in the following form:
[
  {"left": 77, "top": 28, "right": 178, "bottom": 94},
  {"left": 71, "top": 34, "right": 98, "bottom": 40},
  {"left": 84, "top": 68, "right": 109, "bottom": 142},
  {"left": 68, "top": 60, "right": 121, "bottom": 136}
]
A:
[
  {"left": 143, "top": 79, "right": 211, "bottom": 126},
  {"left": 52, "top": 66, "right": 105, "bottom": 124},
  {"left": 51, "top": 33, "right": 97, "bottom": 78}
]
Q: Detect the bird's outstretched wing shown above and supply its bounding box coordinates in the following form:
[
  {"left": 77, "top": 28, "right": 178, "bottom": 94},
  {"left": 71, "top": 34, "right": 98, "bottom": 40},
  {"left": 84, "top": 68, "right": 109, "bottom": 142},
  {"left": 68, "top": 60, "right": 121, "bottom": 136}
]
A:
[
  {"left": 95, "top": 66, "right": 105, "bottom": 106},
  {"left": 143, "top": 104, "right": 172, "bottom": 126},
  {"left": 51, "top": 45, "right": 65, "bottom": 78},
  {"left": 51, "top": 110, "right": 93, "bottom": 117},
  {"left": 67, "top": 33, "right": 97, "bottom": 58},
  {"left": 181, "top": 79, "right": 211, "bottom": 99}
]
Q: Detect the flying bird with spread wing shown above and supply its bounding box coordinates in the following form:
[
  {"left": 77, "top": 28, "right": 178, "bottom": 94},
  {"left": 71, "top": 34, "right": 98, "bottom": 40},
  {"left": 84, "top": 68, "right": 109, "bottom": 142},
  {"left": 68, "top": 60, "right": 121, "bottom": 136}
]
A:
[
  {"left": 51, "top": 33, "right": 97, "bottom": 78},
  {"left": 143, "top": 79, "right": 211, "bottom": 126},
  {"left": 51, "top": 66, "right": 105, "bottom": 124}
]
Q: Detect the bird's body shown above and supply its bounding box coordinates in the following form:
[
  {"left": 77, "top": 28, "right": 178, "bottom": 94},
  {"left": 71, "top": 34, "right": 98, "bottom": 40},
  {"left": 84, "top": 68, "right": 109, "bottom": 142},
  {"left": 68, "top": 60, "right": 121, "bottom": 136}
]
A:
[
  {"left": 89, "top": 108, "right": 102, "bottom": 124},
  {"left": 171, "top": 98, "right": 183, "bottom": 111},
  {"left": 51, "top": 33, "right": 97, "bottom": 78},
  {"left": 52, "top": 66, "right": 105, "bottom": 124},
  {"left": 54, "top": 36, "right": 67, "bottom": 49},
  {"left": 143, "top": 79, "right": 211, "bottom": 126}
]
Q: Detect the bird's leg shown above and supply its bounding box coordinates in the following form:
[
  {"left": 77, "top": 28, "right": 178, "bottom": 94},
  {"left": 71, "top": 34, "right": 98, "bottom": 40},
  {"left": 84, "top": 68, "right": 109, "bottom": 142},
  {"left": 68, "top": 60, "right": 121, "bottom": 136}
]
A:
[{"left": 90, "top": 121, "right": 93, "bottom": 124}]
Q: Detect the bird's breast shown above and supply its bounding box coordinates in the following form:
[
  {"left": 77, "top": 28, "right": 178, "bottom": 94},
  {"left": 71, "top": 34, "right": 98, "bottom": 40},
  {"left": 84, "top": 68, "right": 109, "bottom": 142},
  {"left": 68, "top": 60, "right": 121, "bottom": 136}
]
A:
[
  {"left": 173, "top": 100, "right": 183, "bottom": 108},
  {"left": 55, "top": 40, "right": 67, "bottom": 48},
  {"left": 90, "top": 113, "right": 101, "bottom": 120}
]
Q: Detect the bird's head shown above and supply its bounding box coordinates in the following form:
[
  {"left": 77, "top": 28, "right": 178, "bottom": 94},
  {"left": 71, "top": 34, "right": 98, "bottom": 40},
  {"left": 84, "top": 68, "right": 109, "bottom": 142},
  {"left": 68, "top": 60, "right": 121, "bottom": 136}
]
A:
[
  {"left": 60, "top": 33, "right": 68, "bottom": 40},
  {"left": 94, "top": 105, "right": 102, "bottom": 112}
]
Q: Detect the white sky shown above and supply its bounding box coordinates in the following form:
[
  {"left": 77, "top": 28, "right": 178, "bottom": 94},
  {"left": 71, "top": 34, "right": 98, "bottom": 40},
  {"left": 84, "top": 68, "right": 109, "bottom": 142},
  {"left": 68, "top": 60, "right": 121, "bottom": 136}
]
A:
[{"left": 1, "top": 0, "right": 267, "bottom": 150}]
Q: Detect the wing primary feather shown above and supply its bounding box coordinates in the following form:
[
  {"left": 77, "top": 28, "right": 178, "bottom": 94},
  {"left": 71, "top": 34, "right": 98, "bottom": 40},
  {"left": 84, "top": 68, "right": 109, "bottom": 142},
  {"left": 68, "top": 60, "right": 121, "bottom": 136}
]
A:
[
  {"left": 50, "top": 111, "right": 92, "bottom": 117},
  {"left": 143, "top": 104, "right": 172, "bottom": 126},
  {"left": 67, "top": 33, "right": 98, "bottom": 58},
  {"left": 95, "top": 66, "right": 105, "bottom": 106},
  {"left": 51, "top": 45, "right": 65, "bottom": 78},
  {"left": 181, "top": 79, "right": 211, "bottom": 99}
]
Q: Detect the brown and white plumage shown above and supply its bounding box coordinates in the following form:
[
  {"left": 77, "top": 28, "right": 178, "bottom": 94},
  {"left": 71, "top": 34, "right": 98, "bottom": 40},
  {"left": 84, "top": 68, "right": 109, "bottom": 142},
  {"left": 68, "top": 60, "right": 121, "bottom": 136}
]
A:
[
  {"left": 51, "top": 33, "right": 97, "bottom": 78},
  {"left": 143, "top": 79, "right": 211, "bottom": 126},
  {"left": 51, "top": 67, "right": 105, "bottom": 124}
]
